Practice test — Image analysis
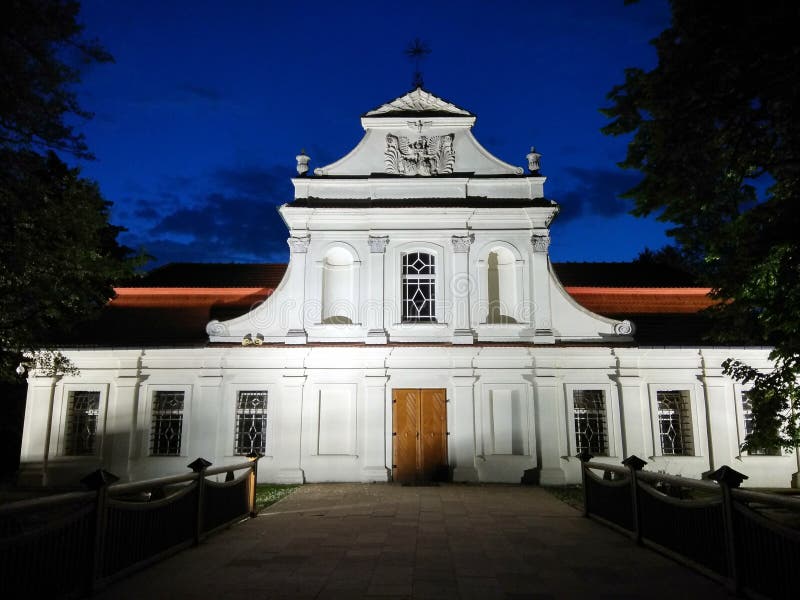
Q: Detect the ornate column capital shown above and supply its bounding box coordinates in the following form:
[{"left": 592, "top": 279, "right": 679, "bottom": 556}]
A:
[
  {"left": 531, "top": 233, "right": 551, "bottom": 253},
  {"left": 368, "top": 235, "right": 389, "bottom": 253},
  {"left": 287, "top": 235, "right": 310, "bottom": 254},
  {"left": 451, "top": 234, "right": 474, "bottom": 253}
]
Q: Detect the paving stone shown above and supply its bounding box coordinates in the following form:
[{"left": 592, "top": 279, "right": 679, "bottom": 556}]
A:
[{"left": 96, "top": 483, "right": 734, "bottom": 599}]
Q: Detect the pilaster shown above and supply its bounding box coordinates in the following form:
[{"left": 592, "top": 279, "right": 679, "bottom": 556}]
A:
[
  {"left": 193, "top": 374, "right": 223, "bottom": 463},
  {"left": 534, "top": 375, "right": 566, "bottom": 485},
  {"left": 276, "top": 373, "right": 306, "bottom": 483},
  {"left": 362, "top": 374, "right": 390, "bottom": 480},
  {"left": 530, "top": 232, "right": 555, "bottom": 343},
  {"left": 285, "top": 235, "right": 310, "bottom": 344},
  {"left": 451, "top": 235, "right": 475, "bottom": 344},
  {"left": 615, "top": 375, "right": 648, "bottom": 458},
  {"left": 107, "top": 375, "right": 141, "bottom": 481},
  {"left": 18, "top": 376, "right": 61, "bottom": 486},
  {"left": 451, "top": 374, "right": 479, "bottom": 481},
  {"left": 700, "top": 354, "right": 741, "bottom": 470},
  {"left": 366, "top": 235, "right": 389, "bottom": 344}
]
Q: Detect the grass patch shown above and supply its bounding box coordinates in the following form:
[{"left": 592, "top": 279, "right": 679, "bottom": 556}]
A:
[
  {"left": 544, "top": 485, "right": 584, "bottom": 511},
  {"left": 254, "top": 484, "right": 297, "bottom": 512}
]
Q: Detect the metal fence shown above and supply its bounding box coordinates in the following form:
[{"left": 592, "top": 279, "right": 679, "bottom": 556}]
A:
[
  {"left": 0, "top": 455, "right": 260, "bottom": 598},
  {"left": 580, "top": 454, "right": 800, "bottom": 600}
]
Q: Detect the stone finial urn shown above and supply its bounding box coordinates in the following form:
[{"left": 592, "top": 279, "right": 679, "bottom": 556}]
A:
[{"left": 296, "top": 150, "right": 310, "bottom": 176}]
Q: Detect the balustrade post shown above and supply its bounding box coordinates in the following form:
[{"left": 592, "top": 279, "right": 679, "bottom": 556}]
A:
[
  {"left": 577, "top": 450, "right": 593, "bottom": 517},
  {"left": 81, "top": 469, "right": 119, "bottom": 592},
  {"left": 188, "top": 458, "right": 212, "bottom": 546},
  {"left": 708, "top": 465, "right": 748, "bottom": 594},
  {"left": 247, "top": 452, "right": 262, "bottom": 518},
  {"left": 621, "top": 455, "right": 647, "bottom": 543}
]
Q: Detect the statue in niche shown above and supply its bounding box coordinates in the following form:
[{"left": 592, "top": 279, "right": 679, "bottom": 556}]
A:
[{"left": 385, "top": 133, "right": 455, "bottom": 176}]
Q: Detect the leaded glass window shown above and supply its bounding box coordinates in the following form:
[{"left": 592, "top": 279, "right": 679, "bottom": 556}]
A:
[
  {"left": 402, "top": 252, "right": 436, "bottom": 322},
  {"left": 741, "top": 393, "right": 780, "bottom": 456},
  {"left": 235, "top": 391, "right": 268, "bottom": 455},
  {"left": 65, "top": 391, "right": 100, "bottom": 456},
  {"left": 657, "top": 390, "right": 693, "bottom": 456},
  {"left": 151, "top": 391, "right": 184, "bottom": 456},
  {"left": 573, "top": 390, "right": 608, "bottom": 455}
]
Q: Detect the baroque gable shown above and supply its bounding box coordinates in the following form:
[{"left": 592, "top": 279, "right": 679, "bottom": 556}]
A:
[{"left": 207, "top": 88, "right": 634, "bottom": 347}]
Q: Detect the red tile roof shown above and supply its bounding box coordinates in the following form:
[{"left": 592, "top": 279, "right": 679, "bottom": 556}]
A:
[
  {"left": 62, "top": 262, "right": 717, "bottom": 347},
  {"left": 565, "top": 287, "right": 715, "bottom": 314}
]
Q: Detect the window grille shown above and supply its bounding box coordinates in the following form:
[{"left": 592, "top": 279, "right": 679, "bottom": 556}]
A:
[
  {"left": 741, "top": 393, "right": 780, "bottom": 456},
  {"left": 234, "top": 391, "right": 268, "bottom": 455},
  {"left": 151, "top": 391, "right": 184, "bottom": 456},
  {"left": 657, "top": 390, "right": 694, "bottom": 456},
  {"left": 65, "top": 391, "right": 100, "bottom": 456},
  {"left": 573, "top": 390, "right": 608, "bottom": 455},
  {"left": 402, "top": 252, "right": 436, "bottom": 322}
]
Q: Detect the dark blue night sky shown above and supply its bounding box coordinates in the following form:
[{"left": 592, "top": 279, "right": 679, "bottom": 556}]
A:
[{"left": 71, "top": 0, "right": 673, "bottom": 268}]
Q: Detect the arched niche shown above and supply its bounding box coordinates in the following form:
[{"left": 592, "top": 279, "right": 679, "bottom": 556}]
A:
[
  {"left": 322, "top": 246, "right": 356, "bottom": 325},
  {"left": 477, "top": 242, "right": 523, "bottom": 325}
]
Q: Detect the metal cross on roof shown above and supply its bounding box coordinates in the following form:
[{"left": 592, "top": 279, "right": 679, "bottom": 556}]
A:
[{"left": 405, "top": 38, "right": 431, "bottom": 89}]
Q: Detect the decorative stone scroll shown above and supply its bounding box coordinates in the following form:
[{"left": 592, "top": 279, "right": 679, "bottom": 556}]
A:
[
  {"left": 206, "top": 320, "right": 227, "bottom": 337},
  {"left": 614, "top": 320, "right": 635, "bottom": 336},
  {"left": 287, "top": 235, "right": 310, "bottom": 254},
  {"left": 368, "top": 235, "right": 389, "bottom": 253},
  {"left": 531, "top": 234, "right": 551, "bottom": 253},
  {"left": 451, "top": 234, "right": 474, "bottom": 253},
  {"left": 385, "top": 133, "right": 455, "bottom": 176}
]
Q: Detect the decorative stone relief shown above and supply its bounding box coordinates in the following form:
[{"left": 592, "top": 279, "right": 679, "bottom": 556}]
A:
[
  {"left": 368, "top": 235, "right": 389, "bottom": 253},
  {"left": 206, "top": 320, "right": 227, "bottom": 337},
  {"left": 451, "top": 234, "right": 474, "bottom": 253},
  {"left": 614, "top": 320, "right": 635, "bottom": 336},
  {"left": 287, "top": 235, "right": 310, "bottom": 253},
  {"left": 531, "top": 234, "right": 550, "bottom": 253},
  {"left": 385, "top": 133, "right": 455, "bottom": 176},
  {"left": 407, "top": 119, "right": 432, "bottom": 133}
]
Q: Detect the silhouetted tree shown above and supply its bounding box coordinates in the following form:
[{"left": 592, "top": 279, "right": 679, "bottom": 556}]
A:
[
  {"left": 603, "top": 1, "right": 800, "bottom": 453},
  {"left": 0, "top": 1, "right": 138, "bottom": 381}
]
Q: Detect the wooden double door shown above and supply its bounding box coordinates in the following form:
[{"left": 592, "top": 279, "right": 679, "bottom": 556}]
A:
[{"left": 392, "top": 389, "right": 448, "bottom": 482}]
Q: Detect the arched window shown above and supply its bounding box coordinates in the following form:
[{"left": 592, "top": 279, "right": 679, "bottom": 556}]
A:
[
  {"left": 402, "top": 252, "right": 436, "bottom": 322},
  {"left": 322, "top": 247, "right": 354, "bottom": 324},
  {"left": 486, "top": 247, "right": 518, "bottom": 323}
]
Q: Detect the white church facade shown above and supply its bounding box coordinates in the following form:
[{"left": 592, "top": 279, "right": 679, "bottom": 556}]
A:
[{"left": 19, "top": 89, "right": 797, "bottom": 488}]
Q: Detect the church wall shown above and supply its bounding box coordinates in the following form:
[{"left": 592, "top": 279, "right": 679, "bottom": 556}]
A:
[{"left": 18, "top": 345, "right": 796, "bottom": 489}]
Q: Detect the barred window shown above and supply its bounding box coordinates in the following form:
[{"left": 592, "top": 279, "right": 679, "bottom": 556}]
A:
[
  {"left": 151, "top": 391, "right": 184, "bottom": 456},
  {"left": 657, "top": 390, "right": 694, "bottom": 456},
  {"left": 402, "top": 252, "right": 436, "bottom": 322},
  {"left": 65, "top": 391, "right": 100, "bottom": 456},
  {"left": 573, "top": 390, "right": 608, "bottom": 456},
  {"left": 234, "top": 391, "right": 268, "bottom": 455},
  {"left": 741, "top": 393, "right": 780, "bottom": 456}
]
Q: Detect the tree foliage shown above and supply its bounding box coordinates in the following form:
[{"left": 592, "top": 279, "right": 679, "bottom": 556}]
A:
[
  {"left": 0, "top": 1, "right": 138, "bottom": 380},
  {"left": 603, "top": 1, "right": 800, "bottom": 450},
  {"left": 1, "top": 0, "right": 112, "bottom": 158}
]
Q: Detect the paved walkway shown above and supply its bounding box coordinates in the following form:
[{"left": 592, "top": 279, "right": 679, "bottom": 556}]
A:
[{"left": 98, "top": 483, "right": 732, "bottom": 599}]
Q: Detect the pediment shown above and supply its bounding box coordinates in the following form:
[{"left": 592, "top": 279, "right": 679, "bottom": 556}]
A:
[{"left": 364, "top": 88, "right": 472, "bottom": 117}]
